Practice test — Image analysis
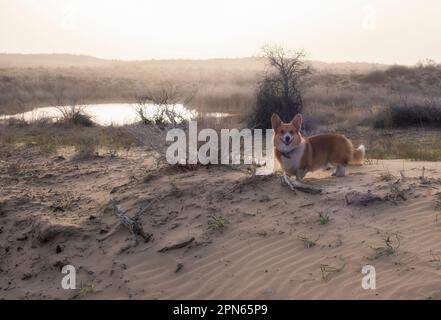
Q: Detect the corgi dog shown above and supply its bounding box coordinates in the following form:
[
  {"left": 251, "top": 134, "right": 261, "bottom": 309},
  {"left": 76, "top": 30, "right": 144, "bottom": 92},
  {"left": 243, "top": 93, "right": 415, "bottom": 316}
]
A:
[{"left": 272, "top": 113, "right": 365, "bottom": 181}]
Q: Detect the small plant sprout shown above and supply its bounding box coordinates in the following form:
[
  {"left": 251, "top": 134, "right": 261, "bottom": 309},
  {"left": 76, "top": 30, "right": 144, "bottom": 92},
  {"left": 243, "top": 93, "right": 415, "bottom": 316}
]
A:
[
  {"left": 73, "top": 282, "right": 95, "bottom": 299},
  {"left": 297, "top": 235, "right": 319, "bottom": 248},
  {"left": 369, "top": 233, "right": 401, "bottom": 259},
  {"left": 208, "top": 215, "right": 230, "bottom": 231},
  {"left": 377, "top": 165, "right": 395, "bottom": 182},
  {"left": 317, "top": 212, "right": 331, "bottom": 225}
]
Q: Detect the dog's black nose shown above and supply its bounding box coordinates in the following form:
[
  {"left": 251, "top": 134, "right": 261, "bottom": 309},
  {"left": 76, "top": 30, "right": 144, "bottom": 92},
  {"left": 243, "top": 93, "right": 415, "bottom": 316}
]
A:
[{"left": 285, "top": 136, "right": 290, "bottom": 143}]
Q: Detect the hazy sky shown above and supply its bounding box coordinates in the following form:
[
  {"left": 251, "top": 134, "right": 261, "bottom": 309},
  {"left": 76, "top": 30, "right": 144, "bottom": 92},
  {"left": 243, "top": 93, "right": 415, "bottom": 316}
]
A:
[{"left": 1, "top": 0, "right": 441, "bottom": 64}]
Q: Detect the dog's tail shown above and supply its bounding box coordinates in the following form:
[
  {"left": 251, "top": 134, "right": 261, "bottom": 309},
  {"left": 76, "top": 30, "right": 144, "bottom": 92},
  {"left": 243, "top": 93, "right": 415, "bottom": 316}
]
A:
[{"left": 351, "top": 145, "right": 366, "bottom": 165}]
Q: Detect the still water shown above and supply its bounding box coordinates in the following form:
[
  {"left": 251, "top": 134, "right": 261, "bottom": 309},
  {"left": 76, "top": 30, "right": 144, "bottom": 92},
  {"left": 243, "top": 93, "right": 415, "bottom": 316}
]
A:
[{"left": 1, "top": 103, "right": 230, "bottom": 126}]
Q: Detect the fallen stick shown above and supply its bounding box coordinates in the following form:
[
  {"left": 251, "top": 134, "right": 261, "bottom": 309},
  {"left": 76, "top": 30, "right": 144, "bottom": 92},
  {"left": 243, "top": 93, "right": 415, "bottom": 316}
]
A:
[
  {"left": 112, "top": 200, "right": 135, "bottom": 232},
  {"left": 134, "top": 198, "right": 158, "bottom": 221},
  {"left": 110, "top": 182, "right": 131, "bottom": 194},
  {"left": 108, "top": 199, "right": 153, "bottom": 243},
  {"left": 345, "top": 190, "right": 381, "bottom": 206},
  {"left": 97, "top": 222, "right": 122, "bottom": 242},
  {"left": 281, "top": 175, "right": 322, "bottom": 195},
  {"left": 158, "top": 237, "right": 195, "bottom": 253}
]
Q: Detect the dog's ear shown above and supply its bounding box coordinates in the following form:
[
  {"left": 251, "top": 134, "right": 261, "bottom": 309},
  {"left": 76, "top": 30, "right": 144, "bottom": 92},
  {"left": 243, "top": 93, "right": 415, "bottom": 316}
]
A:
[
  {"left": 291, "top": 114, "right": 303, "bottom": 130},
  {"left": 271, "top": 113, "right": 282, "bottom": 129}
]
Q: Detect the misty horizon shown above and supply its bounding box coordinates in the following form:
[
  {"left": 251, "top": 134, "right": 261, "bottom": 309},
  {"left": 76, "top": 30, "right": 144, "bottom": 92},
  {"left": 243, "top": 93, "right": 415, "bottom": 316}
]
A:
[
  {"left": 2, "top": 0, "right": 441, "bottom": 65},
  {"left": 0, "top": 52, "right": 431, "bottom": 67}
]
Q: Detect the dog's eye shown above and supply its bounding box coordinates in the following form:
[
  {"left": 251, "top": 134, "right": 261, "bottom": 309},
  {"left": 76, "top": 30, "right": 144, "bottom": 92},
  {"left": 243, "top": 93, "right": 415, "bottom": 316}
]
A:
[
  {"left": 289, "top": 130, "right": 294, "bottom": 134},
  {"left": 280, "top": 130, "right": 285, "bottom": 134}
]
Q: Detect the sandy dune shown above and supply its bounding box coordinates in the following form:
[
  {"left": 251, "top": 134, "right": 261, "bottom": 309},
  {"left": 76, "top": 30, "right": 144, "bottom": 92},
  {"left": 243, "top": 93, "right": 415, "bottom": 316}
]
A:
[{"left": 1, "top": 145, "right": 441, "bottom": 299}]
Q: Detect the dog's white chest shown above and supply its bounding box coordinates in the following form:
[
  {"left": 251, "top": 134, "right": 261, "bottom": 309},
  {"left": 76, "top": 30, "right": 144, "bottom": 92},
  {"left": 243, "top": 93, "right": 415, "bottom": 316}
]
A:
[{"left": 279, "top": 142, "right": 305, "bottom": 174}]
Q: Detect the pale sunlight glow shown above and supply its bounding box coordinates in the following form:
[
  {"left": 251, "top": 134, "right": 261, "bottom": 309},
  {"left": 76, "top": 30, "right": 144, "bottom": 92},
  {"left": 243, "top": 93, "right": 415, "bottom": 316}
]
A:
[{"left": 1, "top": 0, "right": 441, "bottom": 64}]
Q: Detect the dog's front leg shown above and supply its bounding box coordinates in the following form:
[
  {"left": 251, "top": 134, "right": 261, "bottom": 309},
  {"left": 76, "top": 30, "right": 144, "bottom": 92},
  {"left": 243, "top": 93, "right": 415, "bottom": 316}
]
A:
[{"left": 332, "top": 165, "right": 346, "bottom": 177}]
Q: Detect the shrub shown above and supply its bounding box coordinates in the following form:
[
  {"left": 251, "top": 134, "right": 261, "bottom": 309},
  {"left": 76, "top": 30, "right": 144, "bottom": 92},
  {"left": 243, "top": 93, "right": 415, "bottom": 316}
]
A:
[
  {"left": 248, "top": 45, "right": 311, "bottom": 129},
  {"left": 72, "top": 136, "right": 98, "bottom": 160},
  {"left": 6, "top": 117, "right": 29, "bottom": 128},
  {"left": 385, "top": 65, "right": 415, "bottom": 78},
  {"left": 249, "top": 78, "right": 303, "bottom": 128},
  {"left": 374, "top": 101, "right": 441, "bottom": 128},
  {"left": 71, "top": 112, "right": 95, "bottom": 127},
  {"left": 55, "top": 105, "right": 95, "bottom": 127},
  {"left": 360, "top": 70, "right": 389, "bottom": 84}
]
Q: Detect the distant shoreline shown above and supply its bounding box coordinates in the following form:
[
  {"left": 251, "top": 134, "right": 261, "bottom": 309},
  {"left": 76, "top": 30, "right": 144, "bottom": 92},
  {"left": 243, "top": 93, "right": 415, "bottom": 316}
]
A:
[{"left": 0, "top": 53, "right": 391, "bottom": 71}]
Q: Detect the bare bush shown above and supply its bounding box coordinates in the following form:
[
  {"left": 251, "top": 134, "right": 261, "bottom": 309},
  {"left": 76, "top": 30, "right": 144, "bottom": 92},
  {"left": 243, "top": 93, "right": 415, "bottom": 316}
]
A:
[
  {"left": 135, "top": 83, "right": 196, "bottom": 127},
  {"left": 55, "top": 105, "right": 95, "bottom": 127},
  {"left": 125, "top": 123, "right": 169, "bottom": 166},
  {"left": 248, "top": 45, "right": 311, "bottom": 129},
  {"left": 45, "top": 79, "right": 95, "bottom": 127},
  {"left": 72, "top": 136, "right": 98, "bottom": 160},
  {"left": 129, "top": 84, "right": 196, "bottom": 166}
]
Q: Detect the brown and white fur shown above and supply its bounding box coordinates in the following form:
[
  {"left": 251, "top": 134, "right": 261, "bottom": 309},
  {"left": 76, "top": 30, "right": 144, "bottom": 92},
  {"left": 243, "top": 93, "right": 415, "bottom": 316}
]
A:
[{"left": 272, "top": 113, "right": 365, "bottom": 181}]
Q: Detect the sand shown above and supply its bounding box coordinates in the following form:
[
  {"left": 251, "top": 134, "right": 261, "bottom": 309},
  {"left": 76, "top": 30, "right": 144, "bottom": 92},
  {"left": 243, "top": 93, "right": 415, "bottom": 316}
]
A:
[{"left": 1, "top": 144, "right": 441, "bottom": 299}]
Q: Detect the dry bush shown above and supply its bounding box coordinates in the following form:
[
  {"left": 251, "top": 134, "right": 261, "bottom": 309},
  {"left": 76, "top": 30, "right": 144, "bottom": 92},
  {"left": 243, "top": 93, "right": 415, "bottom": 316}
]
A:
[
  {"left": 248, "top": 45, "right": 311, "bottom": 129},
  {"left": 134, "top": 84, "right": 194, "bottom": 127},
  {"left": 127, "top": 84, "right": 197, "bottom": 165},
  {"left": 124, "top": 122, "right": 178, "bottom": 166},
  {"left": 373, "top": 97, "right": 441, "bottom": 129},
  {"left": 72, "top": 136, "right": 98, "bottom": 160},
  {"left": 5, "top": 117, "right": 29, "bottom": 128},
  {"left": 55, "top": 105, "right": 95, "bottom": 127},
  {"left": 102, "top": 127, "right": 135, "bottom": 157}
]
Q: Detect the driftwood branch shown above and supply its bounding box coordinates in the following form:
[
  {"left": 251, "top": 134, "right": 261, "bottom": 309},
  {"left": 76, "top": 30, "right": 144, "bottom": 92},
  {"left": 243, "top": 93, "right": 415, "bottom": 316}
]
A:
[
  {"left": 281, "top": 175, "right": 322, "bottom": 195},
  {"left": 345, "top": 190, "right": 381, "bottom": 206},
  {"left": 97, "top": 222, "right": 122, "bottom": 242},
  {"left": 99, "top": 199, "right": 153, "bottom": 244},
  {"left": 158, "top": 237, "right": 195, "bottom": 253},
  {"left": 115, "top": 199, "right": 153, "bottom": 242},
  {"left": 112, "top": 199, "right": 136, "bottom": 232}
]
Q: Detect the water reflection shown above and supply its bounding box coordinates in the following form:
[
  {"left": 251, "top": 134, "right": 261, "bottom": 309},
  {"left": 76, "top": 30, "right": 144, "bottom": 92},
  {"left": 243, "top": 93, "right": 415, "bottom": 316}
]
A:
[{"left": 1, "top": 103, "right": 232, "bottom": 126}]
